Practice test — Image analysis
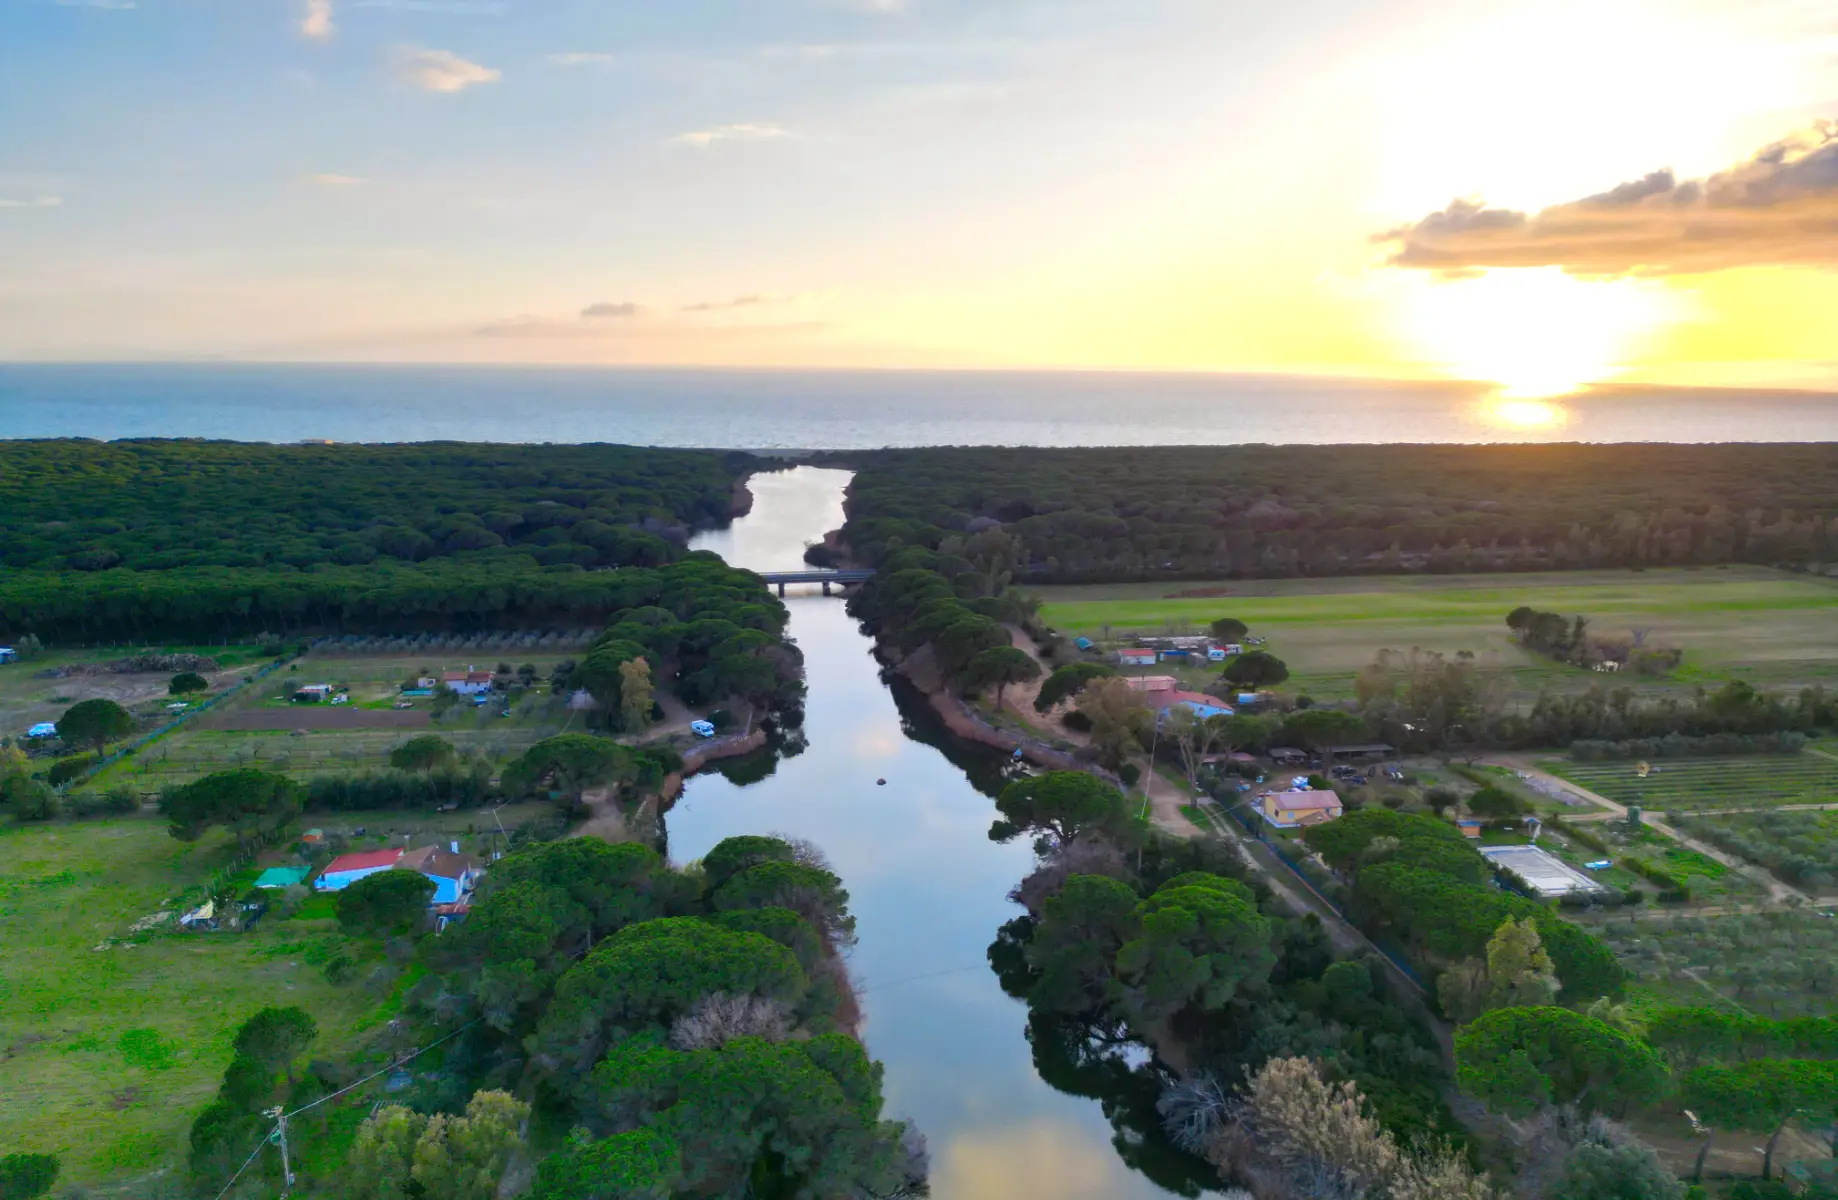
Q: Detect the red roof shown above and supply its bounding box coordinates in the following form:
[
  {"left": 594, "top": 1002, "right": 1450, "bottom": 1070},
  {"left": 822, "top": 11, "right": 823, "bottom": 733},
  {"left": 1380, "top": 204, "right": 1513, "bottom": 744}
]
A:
[{"left": 321, "top": 848, "right": 404, "bottom": 875}]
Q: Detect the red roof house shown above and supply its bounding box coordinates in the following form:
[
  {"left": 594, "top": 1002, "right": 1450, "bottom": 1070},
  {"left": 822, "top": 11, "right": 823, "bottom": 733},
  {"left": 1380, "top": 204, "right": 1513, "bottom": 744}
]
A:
[{"left": 314, "top": 848, "right": 405, "bottom": 891}]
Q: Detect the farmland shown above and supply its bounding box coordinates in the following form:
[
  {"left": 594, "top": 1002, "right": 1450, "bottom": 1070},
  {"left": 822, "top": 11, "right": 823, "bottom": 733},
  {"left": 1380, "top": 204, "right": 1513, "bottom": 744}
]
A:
[
  {"left": 1594, "top": 910, "right": 1838, "bottom": 1017},
  {"left": 1034, "top": 567, "right": 1838, "bottom": 701},
  {"left": 1546, "top": 753, "right": 1838, "bottom": 814},
  {"left": 1673, "top": 809, "right": 1838, "bottom": 892},
  {"left": 82, "top": 652, "right": 583, "bottom": 789},
  {"left": 0, "top": 643, "right": 276, "bottom": 742}
]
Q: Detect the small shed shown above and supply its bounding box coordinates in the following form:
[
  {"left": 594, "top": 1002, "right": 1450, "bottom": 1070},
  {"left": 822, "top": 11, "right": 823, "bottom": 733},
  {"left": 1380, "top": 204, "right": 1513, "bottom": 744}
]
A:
[
  {"left": 1324, "top": 743, "right": 1396, "bottom": 761},
  {"left": 1458, "top": 819, "right": 1483, "bottom": 839},
  {"left": 1268, "top": 747, "right": 1308, "bottom": 765},
  {"left": 1073, "top": 637, "right": 1094, "bottom": 651},
  {"left": 1116, "top": 648, "right": 1157, "bottom": 667},
  {"left": 254, "top": 865, "right": 310, "bottom": 890}
]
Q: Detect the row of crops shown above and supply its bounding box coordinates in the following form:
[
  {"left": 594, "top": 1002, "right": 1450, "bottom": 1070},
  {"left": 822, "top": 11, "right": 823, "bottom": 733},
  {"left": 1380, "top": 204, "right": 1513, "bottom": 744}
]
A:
[
  {"left": 1548, "top": 753, "right": 1838, "bottom": 812},
  {"left": 1596, "top": 910, "right": 1838, "bottom": 1017}
]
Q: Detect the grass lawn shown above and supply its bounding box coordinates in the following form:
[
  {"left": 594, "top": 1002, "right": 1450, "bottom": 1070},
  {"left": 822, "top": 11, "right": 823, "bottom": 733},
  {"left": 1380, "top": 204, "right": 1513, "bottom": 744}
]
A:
[
  {"left": 0, "top": 816, "right": 383, "bottom": 1185},
  {"left": 1545, "top": 753, "right": 1838, "bottom": 813},
  {"left": 1035, "top": 567, "right": 1838, "bottom": 701}
]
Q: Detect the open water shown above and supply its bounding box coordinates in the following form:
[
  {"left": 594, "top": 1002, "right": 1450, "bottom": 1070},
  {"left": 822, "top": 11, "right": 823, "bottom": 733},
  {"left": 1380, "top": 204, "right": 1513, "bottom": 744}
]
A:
[
  {"left": 1, "top": 363, "right": 1833, "bottom": 446},
  {"left": 676, "top": 468, "right": 1216, "bottom": 1199}
]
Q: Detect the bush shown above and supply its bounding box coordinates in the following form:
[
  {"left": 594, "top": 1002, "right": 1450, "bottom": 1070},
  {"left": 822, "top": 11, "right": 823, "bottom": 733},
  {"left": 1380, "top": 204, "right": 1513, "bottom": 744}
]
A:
[
  {"left": 1551, "top": 816, "right": 1610, "bottom": 854},
  {"left": 0, "top": 1152, "right": 59, "bottom": 1200},
  {"left": 45, "top": 755, "right": 95, "bottom": 788},
  {"left": 1118, "top": 764, "right": 1142, "bottom": 787}
]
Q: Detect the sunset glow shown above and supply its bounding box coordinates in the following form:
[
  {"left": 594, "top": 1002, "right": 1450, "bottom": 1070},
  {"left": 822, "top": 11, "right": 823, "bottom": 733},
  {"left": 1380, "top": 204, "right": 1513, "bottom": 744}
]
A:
[{"left": 0, "top": 0, "right": 1834, "bottom": 390}]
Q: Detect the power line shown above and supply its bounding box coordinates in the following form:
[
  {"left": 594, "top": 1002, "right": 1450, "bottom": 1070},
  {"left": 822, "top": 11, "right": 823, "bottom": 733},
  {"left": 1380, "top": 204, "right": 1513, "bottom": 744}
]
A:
[
  {"left": 210, "top": 1132, "right": 272, "bottom": 1200},
  {"left": 857, "top": 963, "right": 987, "bottom": 994},
  {"left": 206, "top": 1018, "right": 486, "bottom": 1199},
  {"left": 286, "top": 1017, "right": 483, "bottom": 1118}
]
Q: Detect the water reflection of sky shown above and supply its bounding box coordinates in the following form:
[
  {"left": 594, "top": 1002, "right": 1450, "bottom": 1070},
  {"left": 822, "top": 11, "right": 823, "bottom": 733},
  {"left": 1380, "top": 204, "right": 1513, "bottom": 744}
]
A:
[{"left": 678, "top": 468, "right": 1203, "bottom": 1199}]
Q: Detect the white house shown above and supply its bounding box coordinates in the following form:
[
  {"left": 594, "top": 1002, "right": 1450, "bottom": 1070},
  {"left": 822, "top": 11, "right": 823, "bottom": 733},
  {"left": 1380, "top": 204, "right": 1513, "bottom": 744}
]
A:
[{"left": 442, "top": 669, "right": 495, "bottom": 696}]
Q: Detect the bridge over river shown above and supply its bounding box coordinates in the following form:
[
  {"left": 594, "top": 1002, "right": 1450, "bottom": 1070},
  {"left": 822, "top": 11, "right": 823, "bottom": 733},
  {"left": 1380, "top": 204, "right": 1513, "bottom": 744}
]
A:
[{"left": 753, "top": 568, "right": 875, "bottom": 596}]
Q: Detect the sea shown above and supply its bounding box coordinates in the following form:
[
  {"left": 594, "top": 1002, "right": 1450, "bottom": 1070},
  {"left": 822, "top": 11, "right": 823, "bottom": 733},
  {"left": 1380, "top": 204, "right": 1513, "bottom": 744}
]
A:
[{"left": 1, "top": 363, "right": 1834, "bottom": 446}]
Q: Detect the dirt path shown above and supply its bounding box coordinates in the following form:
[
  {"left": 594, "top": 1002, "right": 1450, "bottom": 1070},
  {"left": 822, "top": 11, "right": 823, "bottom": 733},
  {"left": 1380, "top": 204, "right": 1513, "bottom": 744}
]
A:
[
  {"left": 1135, "top": 767, "right": 1202, "bottom": 837},
  {"left": 569, "top": 786, "right": 631, "bottom": 842},
  {"left": 618, "top": 688, "right": 703, "bottom": 745},
  {"left": 1493, "top": 758, "right": 1810, "bottom": 907}
]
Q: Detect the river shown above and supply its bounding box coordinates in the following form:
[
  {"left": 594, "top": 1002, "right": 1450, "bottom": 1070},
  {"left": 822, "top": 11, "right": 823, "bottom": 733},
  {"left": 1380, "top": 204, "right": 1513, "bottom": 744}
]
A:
[{"left": 675, "top": 467, "right": 1215, "bottom": 1199}]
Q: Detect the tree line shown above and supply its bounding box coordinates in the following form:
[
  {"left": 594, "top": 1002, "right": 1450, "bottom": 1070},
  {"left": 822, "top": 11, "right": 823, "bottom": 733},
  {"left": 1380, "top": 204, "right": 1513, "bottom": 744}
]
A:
[
  {"left": 0, "top": 550, "right": 790, "bottom": 647},
  {"left": 825, "top": 444, "right": 1838, "bottom": 581},
  {"left": 0, "top": 439, "right": 743, "bottom": 573}
]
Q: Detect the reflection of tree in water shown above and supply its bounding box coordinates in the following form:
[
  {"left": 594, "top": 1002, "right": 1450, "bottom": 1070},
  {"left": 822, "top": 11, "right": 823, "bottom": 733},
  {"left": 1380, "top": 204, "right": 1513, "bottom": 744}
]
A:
[
  {"left": 988, "top": 917, "right": 1220, "bottom": 1197},
  {"left": 882, "top": 669, "right": 1012, "bottom": 800}
]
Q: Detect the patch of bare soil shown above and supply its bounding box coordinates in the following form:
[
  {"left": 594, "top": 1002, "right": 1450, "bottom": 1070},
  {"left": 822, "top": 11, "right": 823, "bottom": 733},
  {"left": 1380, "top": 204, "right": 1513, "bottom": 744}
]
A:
[{"left": 200, "top": 707, "right": 433, "bottom": 731}]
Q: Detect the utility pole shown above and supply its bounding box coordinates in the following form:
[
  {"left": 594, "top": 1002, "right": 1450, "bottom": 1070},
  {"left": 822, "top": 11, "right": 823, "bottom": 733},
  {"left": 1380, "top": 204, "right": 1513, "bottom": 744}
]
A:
[
  {"left": 265, "top": 1106, "right": 296, "bottom": 1193},
  {"left": 1137, "top": 719, "right": 1161, "bottom": 872}
]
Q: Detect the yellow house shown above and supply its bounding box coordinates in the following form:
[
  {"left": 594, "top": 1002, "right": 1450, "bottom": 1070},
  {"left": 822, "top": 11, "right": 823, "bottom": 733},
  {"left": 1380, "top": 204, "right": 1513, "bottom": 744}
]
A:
[{"left": 1259, "top": 789, "right": 1344, "bottom": 829}]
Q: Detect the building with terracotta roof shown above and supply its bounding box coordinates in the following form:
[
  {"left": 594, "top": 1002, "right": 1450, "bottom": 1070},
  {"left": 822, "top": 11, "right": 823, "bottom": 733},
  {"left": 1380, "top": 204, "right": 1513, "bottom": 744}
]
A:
[
  {"left": 400, "top": 844, "right": 481, "bottom": 905},
  {"left": 1258, "top": 788, "right": 1344, "bottom": 829}
]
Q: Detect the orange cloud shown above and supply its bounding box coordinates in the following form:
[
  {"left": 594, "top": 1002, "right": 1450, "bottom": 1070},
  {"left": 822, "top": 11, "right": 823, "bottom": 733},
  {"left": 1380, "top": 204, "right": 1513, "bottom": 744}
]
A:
[{"left": 1380, "top": 122, "right": 1838, "bottom": 276}]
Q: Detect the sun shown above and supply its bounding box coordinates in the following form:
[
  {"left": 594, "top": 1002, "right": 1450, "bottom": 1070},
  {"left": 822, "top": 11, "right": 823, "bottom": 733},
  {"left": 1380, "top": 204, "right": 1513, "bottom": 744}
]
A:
[{"left": 1398, "top": 268, "right": 1686, "bottom": 402}]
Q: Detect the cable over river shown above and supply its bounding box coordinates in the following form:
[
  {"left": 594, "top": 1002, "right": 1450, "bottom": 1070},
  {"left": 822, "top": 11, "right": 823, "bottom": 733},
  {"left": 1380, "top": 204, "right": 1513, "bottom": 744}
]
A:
[{"left": 672, "top": 467, "right": 1216, "bottom": 1200}]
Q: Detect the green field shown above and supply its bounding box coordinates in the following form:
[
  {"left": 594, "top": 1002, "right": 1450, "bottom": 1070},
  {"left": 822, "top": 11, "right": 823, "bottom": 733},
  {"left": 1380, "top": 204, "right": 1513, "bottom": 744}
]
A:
[
  {"left": 1548, "top": 754, "right": 1838, "bottom": 813},
  {"left": 0, "top": 805, "right": 544, "bottom": 1185},
  {"left": 1595, "top": 910, "right": 1838, "bottom": 1017},
  {"left": 1035, "top": 567, "right": 1838, "bottom": 700},
  {"left": 91, "top": 724, "right": 559, "bottom": 790},
  {"left": 0, "top": 817, "right": 377, "bottom": 1184}
]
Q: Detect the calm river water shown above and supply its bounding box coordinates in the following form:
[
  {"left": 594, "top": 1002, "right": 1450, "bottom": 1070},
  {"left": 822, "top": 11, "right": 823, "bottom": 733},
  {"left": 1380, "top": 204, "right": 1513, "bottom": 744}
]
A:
[{"left": 677, "top": 467, "right": 1212, "bottom": 1199}]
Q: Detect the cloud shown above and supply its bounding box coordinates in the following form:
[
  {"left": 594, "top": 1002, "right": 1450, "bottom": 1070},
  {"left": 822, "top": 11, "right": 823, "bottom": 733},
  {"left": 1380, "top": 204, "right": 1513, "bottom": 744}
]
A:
[
  {"left": 0, "top": 196, "right": 63, "bottom": 209},
  {"left": 1379, "top": 121, "right": 1838, "bottom": 277},
  {"left": 666, "top": 123, "right": 789, "bottom": 149},
  {"left": 57, "top": 0, "right": 135, "bottom": 8},
  {"left": 304, "top": 173, "right": 365, "bottom": 186},
  {"left": 682, "top": 294, "right": 777, "bottom": 313},
  {"left": 300, "top": 0, "right": 332, "bottom": 40},
  {"left": 549, "top": 52, "right": 614, "bottom": 66},
  {"left": 581, "top": 302, "right": 641, "bottom": 319},
  {"left": 391, "top": 47, "right": 501, "bottom": 92}
]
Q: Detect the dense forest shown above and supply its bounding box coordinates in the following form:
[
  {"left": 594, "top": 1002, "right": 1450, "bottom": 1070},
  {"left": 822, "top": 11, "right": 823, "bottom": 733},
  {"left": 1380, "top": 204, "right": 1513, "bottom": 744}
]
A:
[
  {"left": 828, "top": 444, "right": 1838, "bottom": 580},
  {"left": 0, "top": 440, "right": 771, "bottom": 642},
  {"left": 0, "top": 440, "right": 743, "bottom": 571}
]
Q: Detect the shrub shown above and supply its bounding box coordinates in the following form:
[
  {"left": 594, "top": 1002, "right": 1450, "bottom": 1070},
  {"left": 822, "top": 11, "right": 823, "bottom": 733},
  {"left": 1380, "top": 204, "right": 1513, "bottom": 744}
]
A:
[{"left": 45, "top": 755, "right": 95, "bottom": 788}]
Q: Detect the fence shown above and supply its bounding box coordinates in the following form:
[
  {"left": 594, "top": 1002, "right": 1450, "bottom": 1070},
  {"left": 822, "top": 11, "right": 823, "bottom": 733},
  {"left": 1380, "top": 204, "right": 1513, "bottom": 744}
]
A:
[
  {"left": 69, "top": 654, "right": 297, "bottom": 792},
  {"left": 1213, "top": 797, "right": 1428, "bottom": 993}
]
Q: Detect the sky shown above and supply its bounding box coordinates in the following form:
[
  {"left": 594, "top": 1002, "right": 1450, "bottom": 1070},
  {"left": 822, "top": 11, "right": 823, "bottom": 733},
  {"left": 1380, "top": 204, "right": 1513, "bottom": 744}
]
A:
[{"left": 2, "top": 0, "right": 1837, "bottom": 395}]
